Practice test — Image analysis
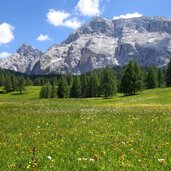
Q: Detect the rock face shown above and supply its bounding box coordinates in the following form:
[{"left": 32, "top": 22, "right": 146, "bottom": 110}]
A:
[
  {"left": 1, "top": 16, "right": 171, "bottom": 74},
  {"left": 0, "top": 44, "right": 43, "bottom": 74}
]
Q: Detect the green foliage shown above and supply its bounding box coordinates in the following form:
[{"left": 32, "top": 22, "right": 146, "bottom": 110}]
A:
[
  {"left": 87, "top": 73, "right": 99, "bottom": 97},
  {"left": 39, "top": 82, "right": 52, "bottom": 98},
  {"left": 158, "top": 68, "right": 165, "bottom": 87},
  {"left": 57, "top": 76, "right": 69, "bottom": 98},
  {"left": 121, "top": 61, "right": 143, "bottom": 96},
  {"left": 70, "top": 76, "right": 81, "bottom": 98},
  {"left": 165, "top": 59, "right": 171, "bottom": 87},
  {"left": 101, "top": 67, "right": 117, "bottom": 98},
  {"left": 146, "top": 67, "right": 158, "bottom": 89},
  {"left": 17, "top": 76, "right": 26, "bottom": 94},
  {"left": 3, "top": 77, "right": 13, "bottom": 93}
]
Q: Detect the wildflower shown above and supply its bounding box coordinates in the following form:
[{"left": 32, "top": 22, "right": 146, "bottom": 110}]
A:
[
  {"left": 47, "top": 156, "right": 52, "bottom": 160},
  {"left": 121, "top": 142, "right": 126, "bottom": 145},
  {"left": 89, "top": 158, "right": 95, "bottom": 162},
  {"left": 158, "top": 159, "right": 165, "bottom": 164},
  {"left": 27, "top": 164, "right": 31, "bottom": 169},
  {"left": 37, "top": 126, "right": 40, "bottom": 128}
]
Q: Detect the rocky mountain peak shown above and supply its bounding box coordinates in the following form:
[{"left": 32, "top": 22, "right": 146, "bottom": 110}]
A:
[
  {"left": 1, "top": 16, "right": 171, "bottom": 75},
  {"left": 16, "top": 43, "right": 43, "bottom": 58}
]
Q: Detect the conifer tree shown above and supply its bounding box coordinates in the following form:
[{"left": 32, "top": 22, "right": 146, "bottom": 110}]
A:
[
  {"left": 26, "top": 77, "right": 33, "bottom": 86},
  {"left": 11, "top": 74, "right": 18, "bottom": 91},
  {"left": 101, "top": 67, "right": 117, "bottom": 98},
  {"left": 39, "top": 82, "right": 51, "bottom": 98},
  {"left": 81, "top": 74, "right": 89, "bottom": 97},
  {"left": 121, "top": 60, "right": 143, "bottom": 96},
  {"left": 17, "top": 76, "right": 26, "bottom": 94},
  {"left": 3, "top": 77, "right": 12, "bottom": 93},
  {"left": 0, "top": 74, "right": 5, "bottom": 87},
  {"left": 70, "top": 76, "right": 81, "bottom": 98},
  {"left": 51, "top": 81, "right": 56, "bottom": 98},
  {"left": 158, "top": 68, "right": 164, "bottom": 87},
  {"left": 57, "top": 76, "right": 69, "bottom": 98},
  {"left": 146, "top": 67, "right": 158, "bottom": 89},
  {"left": 165, "top": 59, "right": 171, "bottom": 87},
  {"left": 88, "top": 73, "right": 99, "bottom": 97}
]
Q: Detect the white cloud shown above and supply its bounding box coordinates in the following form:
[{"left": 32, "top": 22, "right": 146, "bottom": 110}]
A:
[
  {"left": 76, "top": 0, "right": 101, "bottom": 17},
  {"left": 47, "top": 9, "right": 70, "bottom": 26},
  {"left": 0, "top": 23, "right": 14, "bottom": 44},
  {"left": 63, "top": 18, "right": 81, "bottom": 29},
  {"left": 113, "top": 12, "right": 143, "bottom": 20},
  {"left": 37, "top": 34, "right": 52, "bottom": 42},
  {"left": 47, "top": 9, "right": 81, "bottom": 29},
  {"left": 0, "top": 52, "right": 11, "bottom": 59}
]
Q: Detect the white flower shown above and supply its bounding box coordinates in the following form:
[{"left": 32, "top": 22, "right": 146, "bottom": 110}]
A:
[
  {"left": 47, "top": 156, "right": 52, "bottom": 160},
  {"left": 37, "top": 126, "right": 40, "bottom": 128},
  {"left": 158, "top": 159, "right": 165, "bottom": 163},
  {"left": 89, "top": 158, "right": 95, "bottom": 162}
]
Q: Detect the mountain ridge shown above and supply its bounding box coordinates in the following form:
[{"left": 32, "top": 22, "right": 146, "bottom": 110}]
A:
[{"left": 1, "top": 16, "right": 171, "bottom": 75}]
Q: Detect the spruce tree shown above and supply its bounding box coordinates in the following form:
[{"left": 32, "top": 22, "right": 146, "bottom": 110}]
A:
[
  {"left": 51, "top": 81, "right": 56, "bottom": 98},
  {"left": 158, "top": 68, "right": 164, "bottom": 87},
  {"left": 11, "top": 74, "right": 18, "bottom": 91},
  {"left": 81, "top": 74, "right": 89, "bottom": 98},
  {"left": 39, "top": 82, "right": 51, "bottom": 98},
  {"left": 101, "top": 67, "right": 117, "bottom": 98},
  {"left": 146, "top": 67, "right": 158, "bottom": 89},
  {"left": 165, "top": 59, "right": 171, "bottom": 87},
  {"left": 17, "top": 76, "right": 26, "bottom": 94},
  {"left": 57, "top": 76, "right": 69, "bottom": 98},
  {"left": 0, "top": 74, "right": 5, "bottom": 87},
  {"left": 3, "top": 77, "right": 12, "bottom": 93},
  {"left": 70, "top": 76, "right": 81, "bottom": 98},
  {"left": 88, "top": 73, "right": 99, "bottom": 97},
  {"left": 121, "top": 61, "right": 143, "bottom": 96}
]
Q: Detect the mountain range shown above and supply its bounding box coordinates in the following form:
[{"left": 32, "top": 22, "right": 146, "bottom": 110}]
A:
[{"left": 1, "top": 16, "right": 171, "bottom": 75}]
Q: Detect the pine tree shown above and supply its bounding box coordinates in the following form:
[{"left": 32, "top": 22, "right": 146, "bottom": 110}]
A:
[
  {"left": 26, "top": 77, "right": 33, "bottom": 86},
  {"left": 39, "top": 82, "right": 51, "bottom": 98},
  {"left": 17, "top": 76, "right": 26, "bottom": 94},
  {"left": 11, "top": 74, "right": 18, "bottom": 91},
  {"left": 39, "top": 86, "right": 47, "bottom": 98},
  {"left": 121, "top": 61, "right": 143, "bottom": 96},
  {"left": 81, "top": 74, "right": 89, "bottom": 98},
  {"left": 165, "top": 59, "right": 171, "bottom": 87},
  {"left": 146, "top": 67, "right": 158, "bottom": 89},
  {"left": 70, "top": 76, "right": 81, "bottom": 98},
  {"left": 51, "top": 81, "right": 56, "bottom": 98},
  {"left": 3, "top": 77, "right": 12, "bottom": 93},
  {"left": 0, "top": 74, "right": 5, "bottom": 87},
  {"left": 158, "top": 68, "right": 164, "bottom": 87},
  {"left": 88, "top": 73, "right": 99, "bottom": 97},
  {"left": 57, "top": 76, "right": 69, "bottom": 98},
  {"left": 101, "top": 67, "right": 117, "bottom": 98}
]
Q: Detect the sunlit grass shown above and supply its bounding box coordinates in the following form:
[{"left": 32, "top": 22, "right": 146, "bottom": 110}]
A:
[{"left": 0, "top": 87, "right": 171, "bottom": 170}]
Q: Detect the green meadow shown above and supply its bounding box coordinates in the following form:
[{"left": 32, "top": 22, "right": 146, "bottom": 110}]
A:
[{"left": 0, "top": 86, "right": 171, "bottom": 170}]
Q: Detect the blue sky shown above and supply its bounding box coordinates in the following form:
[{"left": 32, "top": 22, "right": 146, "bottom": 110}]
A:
[{"left": 0, "top": 0, "right": 171, "bottom": 58}]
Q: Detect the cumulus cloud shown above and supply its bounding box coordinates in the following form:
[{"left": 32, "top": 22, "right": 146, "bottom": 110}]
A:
[
  {"left": 75, "top": 0, "right": 101, "bottom": 17},
  {"left": 113, "top": 12, "right": 143, "bottom": 20},
  {"left": 37, "top": 34, "right": 52, "bottom": 42},
  {"left": 47, "top": 9, "right": 81, "bottom": 29},
  {"left": 0, "top": 23, "right": 14, "bottom": 44},
  {"left": 0, "top": 52, "right": 11, "bottom": 59}
]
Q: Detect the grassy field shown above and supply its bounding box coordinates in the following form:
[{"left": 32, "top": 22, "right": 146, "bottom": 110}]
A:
[{"left": 0, "top": 86, "right": 171, "bottom": 170}]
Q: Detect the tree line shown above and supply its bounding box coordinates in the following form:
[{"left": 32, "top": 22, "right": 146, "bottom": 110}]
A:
[
  {"left": 1, "top": 59, "right": 171, "bottom": 97},
  {"left": 39, "top": 59, "right": 171, "bottom": 98}
]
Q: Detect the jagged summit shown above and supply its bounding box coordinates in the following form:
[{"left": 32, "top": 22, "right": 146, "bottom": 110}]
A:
[
  {"left": 1, "top": 16, "right": 171, "bottom": 75},
  {"left": 0, "top": 44, "right": 43, "bottom": 74}
]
